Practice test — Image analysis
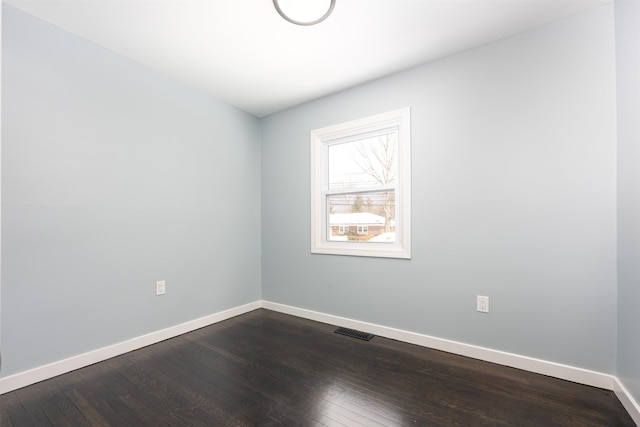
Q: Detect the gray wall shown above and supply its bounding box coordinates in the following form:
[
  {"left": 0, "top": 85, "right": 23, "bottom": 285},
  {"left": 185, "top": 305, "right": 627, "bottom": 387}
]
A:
[
  {"left": 1, "top": 5, "right": 261, "bottom": 376},
  {"left": 261, "top": 5, "right": 618, "bottom": 373},
  {"left": 616, "top": 0, "right": 640, "bottom": 403}
]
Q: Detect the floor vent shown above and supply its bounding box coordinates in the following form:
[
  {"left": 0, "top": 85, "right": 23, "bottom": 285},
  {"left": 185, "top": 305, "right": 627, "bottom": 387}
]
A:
[{"left": 334, "top": 327, "right": 374, "bottom": 341}]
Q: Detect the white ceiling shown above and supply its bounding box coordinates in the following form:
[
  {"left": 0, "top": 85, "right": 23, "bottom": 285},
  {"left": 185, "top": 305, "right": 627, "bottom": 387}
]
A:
[{"left": 5, "top": 0, "right": 612, "bottom": 117}]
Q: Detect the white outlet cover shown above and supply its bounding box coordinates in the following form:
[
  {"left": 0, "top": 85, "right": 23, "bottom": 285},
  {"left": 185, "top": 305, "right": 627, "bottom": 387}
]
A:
[
  {"left": 156, "top": 280, "right": 166, "bottom": 296},
  {"left": 477, "top": 295, "right": 489, "bottom": 313}
]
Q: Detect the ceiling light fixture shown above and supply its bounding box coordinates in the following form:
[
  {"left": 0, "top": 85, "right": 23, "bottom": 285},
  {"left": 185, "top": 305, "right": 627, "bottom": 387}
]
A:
[{"left": 273, "top": 0, "right": 335, "bottom": 26}]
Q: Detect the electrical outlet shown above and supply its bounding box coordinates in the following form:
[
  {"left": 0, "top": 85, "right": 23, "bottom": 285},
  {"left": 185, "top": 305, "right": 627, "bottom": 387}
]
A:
[
  {"left": 477, "top": 295, "right": 489, "bottom": 313},
  {"left": 156, "top": 280, "right": 166, "bottom": 296}
]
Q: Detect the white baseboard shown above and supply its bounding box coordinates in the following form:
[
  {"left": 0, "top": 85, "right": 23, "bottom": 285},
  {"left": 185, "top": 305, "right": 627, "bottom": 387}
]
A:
[
  {"left": 0, "top": 301, "right": 261, "bottom": 394},
  {"left": 262, "top": 300, "right": 640, "bottom": 424},
  {"left": 614, "top": 377, "right": 640, "bottom": 426}
]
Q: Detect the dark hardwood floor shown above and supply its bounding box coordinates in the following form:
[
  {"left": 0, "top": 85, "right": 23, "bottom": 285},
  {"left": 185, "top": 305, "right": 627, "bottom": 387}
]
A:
[{"left": 1, "top": 309, "right": 635, "bottom": 426}]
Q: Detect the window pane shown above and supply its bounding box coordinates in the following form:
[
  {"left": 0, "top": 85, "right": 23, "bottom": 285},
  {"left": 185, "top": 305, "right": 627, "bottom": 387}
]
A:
[
  {"left": 328, "top": 132, "right": 397, "bottom": 191},
  {"left": 327, "top": 191, "right": 395, "bottom": 242}
]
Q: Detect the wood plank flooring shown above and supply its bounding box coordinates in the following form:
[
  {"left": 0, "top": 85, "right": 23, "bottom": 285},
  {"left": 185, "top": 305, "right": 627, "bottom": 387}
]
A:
[{"left": 1, "top": 309, "right": 635, "bottom": 426}]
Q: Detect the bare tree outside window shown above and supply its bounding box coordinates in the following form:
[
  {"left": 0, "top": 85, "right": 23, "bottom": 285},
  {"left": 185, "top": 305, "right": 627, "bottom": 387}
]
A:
[
  {"left": 354, "top": 133, "right": 397, "bottom": 187},
  {"left": 353, "top": 134, "right": 397, "bottom": 232}
]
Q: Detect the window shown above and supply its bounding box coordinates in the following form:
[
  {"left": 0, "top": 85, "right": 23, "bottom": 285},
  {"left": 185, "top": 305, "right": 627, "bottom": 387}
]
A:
[
  {"left": 357, "top": 225, "right": 368, "bottom": 235},
  {"left": 310, "top": 108, "right": 411, "bottom": 258}
]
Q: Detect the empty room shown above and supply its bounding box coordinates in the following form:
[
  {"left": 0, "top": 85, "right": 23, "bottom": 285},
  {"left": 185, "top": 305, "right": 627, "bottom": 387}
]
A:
[{"left": 1, "top": 0, "right": 639, "bottom": 425}]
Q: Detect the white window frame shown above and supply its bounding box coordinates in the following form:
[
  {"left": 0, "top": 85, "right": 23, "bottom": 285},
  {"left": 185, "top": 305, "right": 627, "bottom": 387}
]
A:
[
  {"left": 357, "top": 225, "right": 368, "bottom": 235},
  {"left": 310, "top": 108, "right": 411, "bottom": 259}
]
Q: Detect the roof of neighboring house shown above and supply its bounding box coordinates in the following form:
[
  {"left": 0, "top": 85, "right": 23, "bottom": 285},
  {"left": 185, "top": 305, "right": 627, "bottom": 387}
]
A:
[{"left": 329, "top": 212, "right": 386, "bottom": 226}]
